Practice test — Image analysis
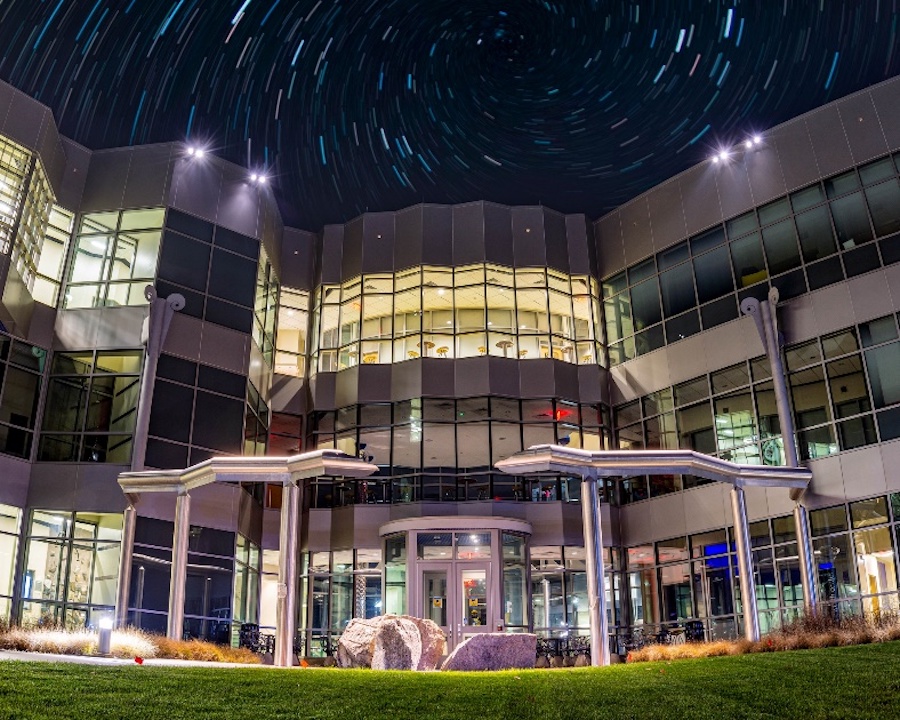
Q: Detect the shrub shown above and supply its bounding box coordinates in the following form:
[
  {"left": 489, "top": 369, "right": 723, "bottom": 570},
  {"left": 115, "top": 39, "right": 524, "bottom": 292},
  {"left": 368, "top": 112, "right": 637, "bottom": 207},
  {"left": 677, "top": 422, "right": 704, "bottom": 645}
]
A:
[{"left": 625, "top": 610, "right": 900, "bottom": 663}]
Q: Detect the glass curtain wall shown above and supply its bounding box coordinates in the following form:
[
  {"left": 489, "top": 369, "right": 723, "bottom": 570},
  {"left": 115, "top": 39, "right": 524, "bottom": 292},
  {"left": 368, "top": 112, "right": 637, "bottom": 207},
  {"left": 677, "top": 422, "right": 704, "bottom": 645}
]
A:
[
  {"left": 0, "top": 136, "right": 32, "bottom": 256},
  {"left": 613, "top": 313, "right": 900, "bottom": 503},
  {"left": 604, "top": 151, "right": 900, "bottom": 365},
  {"left": 0, "top": 334, "right": 44, "bottom": 460},
  {"left": 0, "top": 504, "right": 20, "bottom": 621},
  {"left": 232, "top": 534, "right": 261, "bottom": 640},
  {"left": 38, "top": 350, "right": 142, "bottom": 463},
  {"left": 297, "top": 548, "right": 384, "bottom": 657},
  {"left": 274, "top": 288, "right": 310, "bottom": 377},
  {"left": 64, "top": 208, "right": 164, "bottom": 309},
  {"left": 33, "top": 206, "right": 74, "bottom": 306},
  {"left": 11, "top": 157, "right": 53, "bottom": 291},
  {"left": 20, "top": 511, "right": 122, "bottom": 628},
  {"left": 311, "top": 265, "right": 602, "bottom": 372},
  {"left": 253, "top": 248, "right": 279, "bottom": 368},
  {"left": 307, "top": 397, "right": 609, "bottom": 507}
]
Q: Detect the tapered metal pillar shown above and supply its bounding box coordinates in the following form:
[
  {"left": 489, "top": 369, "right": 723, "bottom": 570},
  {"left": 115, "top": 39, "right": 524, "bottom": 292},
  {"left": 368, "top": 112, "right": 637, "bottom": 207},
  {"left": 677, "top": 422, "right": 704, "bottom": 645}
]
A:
[
  {"left": 167, "top": 491, "right": 191, "bottom": 640},
  {"left": 114, "top": 501, "right": 138, "bottom": 627},
  {"left": 581, "top": 475, "right": 610, "bottom": 666},
  {"left": 730, "top": 485, "right": 760, "bottom": 642},
  {"left": 742, "top": 290, "right": 818, "bottom": 612},
  {"left": 274, "top": 481, "right": 301, "bottom": 667}
]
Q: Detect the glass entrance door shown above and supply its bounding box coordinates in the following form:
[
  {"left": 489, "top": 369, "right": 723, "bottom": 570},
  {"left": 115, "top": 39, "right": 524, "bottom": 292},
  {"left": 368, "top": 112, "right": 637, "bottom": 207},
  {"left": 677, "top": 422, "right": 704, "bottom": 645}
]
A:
[{"left": 419, "top": 561, "right": 491, "bottom": 650}]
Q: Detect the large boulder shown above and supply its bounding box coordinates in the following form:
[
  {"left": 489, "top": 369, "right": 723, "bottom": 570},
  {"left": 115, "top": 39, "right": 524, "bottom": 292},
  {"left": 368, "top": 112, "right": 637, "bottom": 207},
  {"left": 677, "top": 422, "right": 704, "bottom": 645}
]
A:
[
  {"left": 441, "top": 633, "right": 537, "bottom": 671},
  {"left": 336, "top": 615, "right": 446, "bottom": 671},
  {"left": 406, "top": 617, "right": 447, "bottom": 670},
  {"left": 335, "top": 617, "right": 380, "bottom": 668},
  {"left": 371, "top": 616, "right": 422, "bottom": 670}
]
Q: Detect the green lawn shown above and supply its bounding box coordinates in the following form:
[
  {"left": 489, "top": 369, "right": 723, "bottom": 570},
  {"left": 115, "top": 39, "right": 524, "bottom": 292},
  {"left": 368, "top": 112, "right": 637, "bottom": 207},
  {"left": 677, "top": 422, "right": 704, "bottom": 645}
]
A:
[{"left": 2, "top": 642, "right": 900, "bottom": 720}]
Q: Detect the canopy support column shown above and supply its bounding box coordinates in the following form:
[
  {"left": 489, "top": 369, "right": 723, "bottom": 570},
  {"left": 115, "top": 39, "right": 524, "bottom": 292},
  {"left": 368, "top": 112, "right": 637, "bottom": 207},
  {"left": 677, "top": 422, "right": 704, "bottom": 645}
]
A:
[
  {"left": 275, "top": 480, "right": 302, "bottom": 667},
  {"left": 730, "top": 485, "right": 760, "bottom": 642},
  {"left": 581, "top": 474, "right": 610, "bottom": 666},
  {"left": 114, "top": 500, "right": 138, "bottom": 627},
  {"left": 167, "top": 491, "right": 191, "bottom": 640}
]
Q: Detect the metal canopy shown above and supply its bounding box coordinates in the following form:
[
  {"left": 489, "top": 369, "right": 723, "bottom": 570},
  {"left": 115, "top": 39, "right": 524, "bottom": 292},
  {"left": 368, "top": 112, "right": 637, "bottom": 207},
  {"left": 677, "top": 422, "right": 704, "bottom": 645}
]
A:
[
  {"left": 117, "top": 449, "right": 379, "bottom": 495},
  {"left": 494, "top": 445, "right": 812, "bottom": 490}
]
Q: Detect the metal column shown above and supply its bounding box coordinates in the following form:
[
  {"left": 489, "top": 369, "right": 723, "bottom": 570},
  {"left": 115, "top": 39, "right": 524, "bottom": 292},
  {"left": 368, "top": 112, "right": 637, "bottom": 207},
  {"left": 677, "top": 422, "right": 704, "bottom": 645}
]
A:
[
  {"left": 730, "top": 485, "right": 760, "bottom": 642},
  {"left": 742, "top": 290, "right": 818, "bottom": 612},
  {"left": 167, "top": 491, "right": 191, "bottom": 640},
  {"left": 275, "top": 481, "right": 301, "bottom": 667},
  {"left": 581, "top": 475, "right": 610, "bottom": 666},
  {"left": 114, "top": 502, "right": 138, "bottom": 627}
]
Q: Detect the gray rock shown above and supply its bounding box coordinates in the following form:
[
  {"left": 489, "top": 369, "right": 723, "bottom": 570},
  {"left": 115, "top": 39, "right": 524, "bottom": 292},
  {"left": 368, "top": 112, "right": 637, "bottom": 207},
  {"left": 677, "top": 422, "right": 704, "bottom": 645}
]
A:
[
  {"left": 441, "top": 633, "right": 537, "bottom": 671},
  {"left": 371, "top": 616, "right": 422, "bottom": 670},
  {"left": 336, "top": 617, "right": 380, "bottom": 668},
  {"left": 405, "top": 616, "right": 447, "bottom": 670}
]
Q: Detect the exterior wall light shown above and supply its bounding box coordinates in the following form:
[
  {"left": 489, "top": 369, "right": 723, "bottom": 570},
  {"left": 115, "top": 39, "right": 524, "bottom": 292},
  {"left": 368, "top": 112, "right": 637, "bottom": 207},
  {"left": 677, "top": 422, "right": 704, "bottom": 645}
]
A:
[{"left": 187, "top": 146, "right": 206, "bottom": 158}]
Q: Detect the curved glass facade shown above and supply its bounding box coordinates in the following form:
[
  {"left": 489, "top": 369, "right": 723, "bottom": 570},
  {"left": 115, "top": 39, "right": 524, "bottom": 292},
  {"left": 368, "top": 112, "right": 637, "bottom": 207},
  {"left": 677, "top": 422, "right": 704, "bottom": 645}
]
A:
[{"left": 311, "top": 264, "right": 603, "bottom": 372}]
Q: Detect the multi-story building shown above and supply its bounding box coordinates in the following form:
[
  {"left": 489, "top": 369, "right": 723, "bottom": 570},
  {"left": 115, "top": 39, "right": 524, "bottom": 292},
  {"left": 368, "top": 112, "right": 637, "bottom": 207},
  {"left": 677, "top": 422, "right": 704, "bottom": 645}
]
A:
[{"left": 0, "top": 73, "right": 899, "bottom": 655}]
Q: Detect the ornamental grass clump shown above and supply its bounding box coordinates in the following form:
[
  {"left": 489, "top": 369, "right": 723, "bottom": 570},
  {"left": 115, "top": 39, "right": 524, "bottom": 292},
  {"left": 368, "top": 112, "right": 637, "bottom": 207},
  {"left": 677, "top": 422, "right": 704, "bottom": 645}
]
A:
[
  {"left": 0, "top": 625, "right": 259, "bottom": 663},
  {"left": 626, "top": 610, "right": 900, "bottom": 663}
]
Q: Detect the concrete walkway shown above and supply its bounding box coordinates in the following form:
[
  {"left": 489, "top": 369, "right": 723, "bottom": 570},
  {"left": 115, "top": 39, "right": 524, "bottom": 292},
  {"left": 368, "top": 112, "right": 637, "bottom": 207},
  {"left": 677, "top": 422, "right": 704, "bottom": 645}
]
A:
[{"left": 0, "top": 649, "right": 285, "bottom": 669}]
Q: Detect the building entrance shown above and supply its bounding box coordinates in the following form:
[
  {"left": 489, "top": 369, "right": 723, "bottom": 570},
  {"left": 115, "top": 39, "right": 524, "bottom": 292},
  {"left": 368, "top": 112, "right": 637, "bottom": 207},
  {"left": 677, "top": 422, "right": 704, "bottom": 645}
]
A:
[
  {"left": 380, "top": 516, "right": 532, "bottom": 653},
  {"left": 420, "top": 561, "right": 492, "bottom": 648}
]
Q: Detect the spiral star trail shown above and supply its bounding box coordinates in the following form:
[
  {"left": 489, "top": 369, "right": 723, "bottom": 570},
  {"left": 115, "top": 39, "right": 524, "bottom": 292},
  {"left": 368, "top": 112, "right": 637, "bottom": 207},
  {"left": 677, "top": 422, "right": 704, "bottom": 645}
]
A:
[{"left": 0, "top": 1, "right": 897, "bottom": 229}]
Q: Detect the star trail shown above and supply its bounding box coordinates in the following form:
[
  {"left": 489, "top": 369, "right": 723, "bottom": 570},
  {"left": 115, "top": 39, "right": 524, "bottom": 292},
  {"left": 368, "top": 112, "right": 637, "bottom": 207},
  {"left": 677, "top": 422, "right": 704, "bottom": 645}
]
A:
[{"left": 0, "top": 1, "right": 898, "bottom": 229}]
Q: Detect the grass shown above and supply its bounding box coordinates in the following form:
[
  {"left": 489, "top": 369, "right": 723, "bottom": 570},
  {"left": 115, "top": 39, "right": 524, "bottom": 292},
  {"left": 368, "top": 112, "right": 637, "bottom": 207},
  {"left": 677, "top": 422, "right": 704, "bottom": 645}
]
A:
[{"left": 2, "top": 642, "right": 900, "bottom": 719}]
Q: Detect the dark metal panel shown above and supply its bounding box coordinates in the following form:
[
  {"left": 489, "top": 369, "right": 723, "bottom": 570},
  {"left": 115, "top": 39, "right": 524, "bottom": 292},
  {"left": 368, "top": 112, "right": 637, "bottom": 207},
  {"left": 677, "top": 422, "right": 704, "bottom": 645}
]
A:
[
  {"left": 511, "top": 206, "right": 546, "bottom": 267},
  {"left": 565, "top": 215, "right": 592, "bottom": 276},
  {"left": 57, "top": 139, "right": 90, "bottom": 211},
  {"left": 518, "top": 358, "right": 556, "bottom": 399},
  {"left": 334, "top": 366, "right": 360, "bottom": 408},
  {"left": 168, "top": 157, "right": 223, "bottom": 223},
  {"left": 422, "top": 204, "right": 453, "bottom": 266},
  {"left": 805, "top": 106, "right": 854, "bottom": 177},
  {"left": 646, "top": 180, "right": 686, "bottom": 254},
  {"left": 620, "top": 196, "right": 653, "bottom": 265},
  {"left": 362, "top": 212, "right": 395, "bottom": 274},
  {"left": 595, "top": 211, "right": 625, "bottom": 278},
  {"left": 455, "top": 357, "right": 491, "bottom": 395},
  {"left": 419, "top": 357, "right": 455, "bottom": 397},
  {"left": 770, "top": 120, "right": 820, "bottom": 192},
  {"left": 395, "top": 205, "right": 424, "bottom": 271},
  {"left": 680, "top": 167, "right": 723, "bottom": 236},
  {"left": 870, "top": 80, "right": 900, "bottom": 151},
  {"left": 320, "top": 225, "right": 344, "bottom": 284},
  {"left": 216, "top": 173, "right": 261, "bottom": 238},
  {"left": 280, "top": 227, "right": 316, "bottom": 290},
  {"left": 837, "top": 91, "right": 890, "bottom": 164},
  {"left": 80, "top": 150, "right": 130, "bottom": 211},
  {"left": 745, "top": 139, "right": 787, "bottom": 207},
  {"left": 543, "top": 209, "right": 569, "bottom": 275},
  {"left": 357, "top": 364, "right": 394, "bottom": 403},
  {"left": 122, "top": 144, "right": 174, "bottom": 209},
  {"left": 484, "top": 203, "right": 513, "bottom": 267},
  {"left": 715, "top": 161, "right": 755, "bottom": 221},
  {"left": 453, "top": 202, "right": 486, "bottom": 266},
  {"left": 1, "top": 90, "right": 47, "bottom": 150},
  {"left": 487, "top": 357, "right": 520, "bottom": 397},
  {"left": 342, "top": 217, "right": 363, "bottom": 279}
]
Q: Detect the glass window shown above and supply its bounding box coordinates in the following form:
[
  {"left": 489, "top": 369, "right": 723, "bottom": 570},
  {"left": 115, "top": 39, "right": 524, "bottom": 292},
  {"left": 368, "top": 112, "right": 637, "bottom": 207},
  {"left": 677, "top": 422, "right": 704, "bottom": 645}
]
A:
[
  {"left": 693, "top": 246, "right": 734, "bottom": 304},
  {"left": 827, "top": 355, "right": 870, "bottom": 419},
  {"left": 791, "top": 184, "right": 826, "bottom": 212},
  {"left": 789, "top": 366, "right": 831, "bottom": 429},
  {"left": 758, "top": 198, "right": 791, "bottom": 226},
  {"left": 826, "top": 171, "right": 860, "bottom": 199},
  {"left": 795, "top": 206, "right": 837, "bottom": 262},
  {"left": 674, "top": 377, "right": 709, "bottom": 407},
  {"left": 731, "top": 232, "right": 767, "bottom": 288},
  {"left": 865, "top": 342, "right": 900, "bottom": 408},
  {"left": 859, "top": 316, "right": 897, "bottom": 347},
  {"left": 630, "top": 279, "right": 661, "bottom": 330},
  {"left": 831, "top": 192, "right": 873, "bottom": 249},
  {"left": 659, "top": 264, "right": 695, "bottom": 317},
  {"left": 761, "top": 219, "right": 801, "bottom": 275},
  {"left": 865, "top": 178, "right": 900, "bottom": 237},
  {"left": 727, "top": 211, "right": 758, "bottom": 239}
]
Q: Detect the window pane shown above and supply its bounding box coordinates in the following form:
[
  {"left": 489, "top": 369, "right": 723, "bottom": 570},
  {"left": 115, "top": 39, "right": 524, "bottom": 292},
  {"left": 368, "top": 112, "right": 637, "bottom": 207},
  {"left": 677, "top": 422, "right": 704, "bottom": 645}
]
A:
[
  {"left": 731, "top": 232, "right": 767, "bottom": 287},
  {"left": 790, "top": 366, "right": 831, "bottom": 428},
  {"left": 865, "top": 343, "right": 900, "bottom": 408},
  {"left": 659, "top": 264, "right": 695, "bottom": 317},
  {"left": 827, "top": 355, "right": 870, "bottom": 418},
  {"left": 864, "top": 179, "right": 900, "bottom": 237},
  {"left": 761, "top": 219, "right": 801, "bottom": 275},
  {"left": 795, "top": 206, "right": 836, "bottom": 262},
  {"left": 693, "top": 246, "right": 734, "bottom": 303},
  {"left": 859, "top": 316, "right": 897, "bottom": 347},
  {"left": 831, "top": 192, "right": 873, "bottom": 249}
]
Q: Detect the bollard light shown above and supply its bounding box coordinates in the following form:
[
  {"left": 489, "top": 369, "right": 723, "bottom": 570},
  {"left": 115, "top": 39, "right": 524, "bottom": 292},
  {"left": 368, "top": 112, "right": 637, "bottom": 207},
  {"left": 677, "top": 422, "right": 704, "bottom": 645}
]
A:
[{"left": 98, "top": 617, "right": 113, "bottom": 656}]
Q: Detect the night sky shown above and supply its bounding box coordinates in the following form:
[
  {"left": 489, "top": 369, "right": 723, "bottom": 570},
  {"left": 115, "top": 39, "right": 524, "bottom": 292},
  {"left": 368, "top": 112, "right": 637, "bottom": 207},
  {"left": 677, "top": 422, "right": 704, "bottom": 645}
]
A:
[{"left": 0, "top": 1, "right": 898, "bottom": 230}]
